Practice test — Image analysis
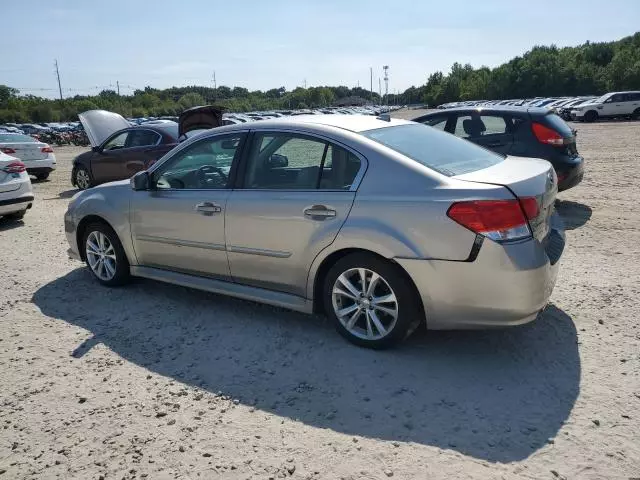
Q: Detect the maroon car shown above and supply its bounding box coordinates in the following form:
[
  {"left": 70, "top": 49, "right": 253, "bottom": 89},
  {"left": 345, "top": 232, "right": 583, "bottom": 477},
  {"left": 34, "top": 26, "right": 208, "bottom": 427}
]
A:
[{"left": 71, "top": 106, "right": 223, "bottom": 190}]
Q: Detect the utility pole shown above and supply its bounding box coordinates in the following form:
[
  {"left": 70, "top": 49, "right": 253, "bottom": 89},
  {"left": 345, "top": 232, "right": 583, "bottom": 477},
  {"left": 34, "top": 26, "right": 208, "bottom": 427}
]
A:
[
  {"left": 213, "top": 71, "right": 217, "bottom": 103},
  {"left": 304, "top": 78, "right": 307, "bottom": 89},
  {"left": 370, "top": 67, "right": 373, "bottom": 103},
  {"left": 116, "top": 80, "right": 120, "bottom": 96},
  {"left": 378, "top": 78, "right": 381, "bottom": 102},
  {"left": 54, "top": 59, "right": 63, "bottom": 100}
]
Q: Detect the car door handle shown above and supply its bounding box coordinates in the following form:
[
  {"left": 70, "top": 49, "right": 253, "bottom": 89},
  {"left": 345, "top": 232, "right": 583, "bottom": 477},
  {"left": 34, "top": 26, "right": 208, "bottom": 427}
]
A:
[
  {"left": 195, "top": 202, "right": 222, "bottom": 215},
  {"left": 487, "top": 142, "right": 505, "bottom": 147},
  {"left": 304, "top": 205, "right": 337, "bottom": 218}
]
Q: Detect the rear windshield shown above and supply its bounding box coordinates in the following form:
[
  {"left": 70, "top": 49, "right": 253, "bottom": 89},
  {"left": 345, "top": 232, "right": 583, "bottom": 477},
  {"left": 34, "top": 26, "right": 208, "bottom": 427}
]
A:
[
  {"left": 543, "top": 113, "right": 574, "bottom": 137},
  {"left": 154, "top": 122, "right": 179, "bottom": 140},
  {"left": 0, "top": 133, "right": 36, "bottom": 143},
  {"left": 361, "top": 124, "right": 504, "bottom": 176}
]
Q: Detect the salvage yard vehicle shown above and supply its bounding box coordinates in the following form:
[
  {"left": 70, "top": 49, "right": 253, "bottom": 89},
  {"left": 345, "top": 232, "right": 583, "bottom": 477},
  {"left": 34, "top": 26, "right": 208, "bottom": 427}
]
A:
[
  {"left": 0, "top": 152, "right": 33, "bottom": 220},
  {"left": 571, "top": 91, "right": 640, "bottom": 122},
  {"left": 71, "top": 106, "right": 224, "bottom": 190},
  {"left": 65, "top": 115, "right": 564, "bottom": 349},
  {"left": 413, "top": 106, "right": 584, "bottom": 192},
  {"left": 0, "top": 133, "right": 57, "bottom": 180}
]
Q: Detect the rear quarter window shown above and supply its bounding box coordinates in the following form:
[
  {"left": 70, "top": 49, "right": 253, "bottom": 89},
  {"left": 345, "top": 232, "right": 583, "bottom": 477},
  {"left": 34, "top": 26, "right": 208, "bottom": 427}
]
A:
[{"left": 361, "top": 124, "right": 504, "bottom": 177}]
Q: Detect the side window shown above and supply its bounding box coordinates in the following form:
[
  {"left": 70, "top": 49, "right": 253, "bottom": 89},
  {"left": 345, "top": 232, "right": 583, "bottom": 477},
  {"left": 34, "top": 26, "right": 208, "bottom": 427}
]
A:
[
  {"left": 127, "top": 130, "right": 161, "bottom": 148},
  {"left": 243, "top": 133, "right": 360, "bottom": 190},
  {"left": 423, "top": 117, "right": 448, "bottom": 131},
  {"left": 153, "top": 135, "right": 243, "bottom": 190},
  {"left": 479, "top": 115, "right": 509, "bottom": 135},
  {"left": 244, "top": 134, "right": 327, "bottom": 189},
  {"left": 103, "top": 131, "right": 129, "bottom": 150}
]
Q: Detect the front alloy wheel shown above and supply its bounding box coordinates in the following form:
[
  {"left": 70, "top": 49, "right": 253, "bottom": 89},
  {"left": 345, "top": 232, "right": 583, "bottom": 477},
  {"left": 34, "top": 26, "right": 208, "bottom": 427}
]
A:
[
  {"left": 86, "top": 231, "right": 117, "bottom": 281},
  {"left": 82, "top": 223, "right": 130, "bottom": 286},
  {"left": 75, "top": 167, "right": 92, "bottom": 190}
]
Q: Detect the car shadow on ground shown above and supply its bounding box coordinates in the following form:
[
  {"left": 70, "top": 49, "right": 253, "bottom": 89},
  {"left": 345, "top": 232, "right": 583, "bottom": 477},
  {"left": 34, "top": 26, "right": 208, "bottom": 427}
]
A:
[
  {"left": 555, "top": 200, "right": 593, "bottom": 230},
  {"left": 0, "top": 216, "right": 25, "bottom": 231},
  {"left": 32, "top": 268, "right": 580, "bottom": 463}
]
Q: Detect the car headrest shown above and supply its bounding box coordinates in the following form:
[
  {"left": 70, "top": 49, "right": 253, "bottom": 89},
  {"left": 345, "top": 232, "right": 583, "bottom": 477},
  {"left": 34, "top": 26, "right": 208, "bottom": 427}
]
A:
[{"left": 463, "top": 118, "right": 486, "bottom": 137}]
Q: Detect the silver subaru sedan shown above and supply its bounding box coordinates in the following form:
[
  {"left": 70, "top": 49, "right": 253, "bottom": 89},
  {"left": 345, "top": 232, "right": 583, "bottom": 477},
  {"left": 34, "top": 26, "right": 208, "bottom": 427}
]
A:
[{"left": 65, "top": 114, "right": 564, "bottom": 348}]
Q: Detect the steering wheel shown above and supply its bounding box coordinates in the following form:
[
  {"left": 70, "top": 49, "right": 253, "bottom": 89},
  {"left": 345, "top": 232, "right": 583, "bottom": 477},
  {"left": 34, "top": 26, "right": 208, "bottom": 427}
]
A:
[{"left": 196, "top": 165, "right": 227, "bottom": 188}]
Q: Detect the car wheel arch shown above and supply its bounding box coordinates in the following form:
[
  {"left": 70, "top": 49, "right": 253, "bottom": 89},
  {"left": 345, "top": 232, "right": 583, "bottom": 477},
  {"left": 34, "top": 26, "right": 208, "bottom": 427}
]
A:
[
  {"left": 310, "top": 247, "right": 426, "bottom": 326},
  {"left": 76, "top": 215, "right": 121, "bottom": 262}
]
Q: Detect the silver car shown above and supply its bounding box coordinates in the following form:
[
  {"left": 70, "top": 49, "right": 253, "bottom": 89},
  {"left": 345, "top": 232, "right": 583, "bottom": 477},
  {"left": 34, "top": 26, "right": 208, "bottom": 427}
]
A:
[{"left": 65, "top": 115, "right": 564, "bottom": 348}]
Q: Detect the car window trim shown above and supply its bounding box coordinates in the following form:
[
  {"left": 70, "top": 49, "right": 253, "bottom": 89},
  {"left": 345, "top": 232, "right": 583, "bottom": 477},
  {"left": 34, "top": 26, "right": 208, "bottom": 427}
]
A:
[
  {"left": 233, "top": 128, "right": 368, "bottom": 192},
  {"left": 102, "top": 129, "right": 131, "bottom": 150},
  {"left": 147, "top": 131, "right": 248, "bottom": 192}
]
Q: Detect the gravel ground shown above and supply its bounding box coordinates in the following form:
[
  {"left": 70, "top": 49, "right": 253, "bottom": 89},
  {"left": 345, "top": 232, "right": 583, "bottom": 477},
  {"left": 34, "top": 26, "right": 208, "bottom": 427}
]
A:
[{"left": 1, "top": 115, "right": 639, "bottom": 479}]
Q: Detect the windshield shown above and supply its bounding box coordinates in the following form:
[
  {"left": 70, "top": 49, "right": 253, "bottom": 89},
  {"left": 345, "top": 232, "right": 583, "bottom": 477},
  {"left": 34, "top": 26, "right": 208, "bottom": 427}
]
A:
[
  {"left": 361, "top": 124, "right": 504, "bottom": 176},
  {"left": 0, "top": 133, "right": 37, "bottom": 143}
]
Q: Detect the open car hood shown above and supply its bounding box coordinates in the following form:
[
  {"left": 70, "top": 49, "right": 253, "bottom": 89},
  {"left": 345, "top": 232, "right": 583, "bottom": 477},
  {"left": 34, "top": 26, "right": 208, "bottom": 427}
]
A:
[
  {"left": 78, "top": 110, "right": 131, "bottom": 148},
  {"left": 178, "top": 105, "right": 224, "bottom": 138}
]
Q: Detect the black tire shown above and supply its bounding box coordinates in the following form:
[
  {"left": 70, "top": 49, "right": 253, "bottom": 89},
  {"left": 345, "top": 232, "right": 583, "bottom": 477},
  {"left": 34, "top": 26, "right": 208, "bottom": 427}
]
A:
[
  {"left": 6, "top": 210, "right": 26, "bottom": 220},
  {"left": 323, "top": 252, "right": 423, "bottom": 349},
  {"left": 633, "top": 108, "right": 640, "bottom": 121},
  {"left": 82, "top": 222, "right": 131, "bottom": 287},
  {"left": 35, "top": 172, "right": 49, "bottom": 181},
  {"left": 584, "top": 110, "right": 598, "bottom": 123},
  {"left": 73, "top": 166, "right": 93, "bottom": 190}
]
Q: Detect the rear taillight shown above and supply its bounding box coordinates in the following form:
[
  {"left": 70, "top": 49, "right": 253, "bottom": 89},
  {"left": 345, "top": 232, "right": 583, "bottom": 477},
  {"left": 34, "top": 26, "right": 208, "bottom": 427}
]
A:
[
  {"left": 41, "top": 146, "right": 54, "bottom": 153},
  {"left": 447, "top": 197, "right": 538, "bottom": 242},
  {"left": 531, "top": 122, "right": 564, "bottom": 146},
  {"left": 1, "top": 147, "right": 16, "bottom": 154},
  {"left": 2, "top": 161, "right": 26, "bottom": 174}
]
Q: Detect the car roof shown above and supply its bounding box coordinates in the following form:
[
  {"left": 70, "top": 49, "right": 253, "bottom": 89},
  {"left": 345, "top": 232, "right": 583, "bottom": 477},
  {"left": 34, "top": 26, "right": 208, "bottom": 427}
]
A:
[
  {"left": 225, "top": 114, "right": 413, "bottom": 133},
  {"left": 417, "top": 106, "right": 549, "bottom": 116}
]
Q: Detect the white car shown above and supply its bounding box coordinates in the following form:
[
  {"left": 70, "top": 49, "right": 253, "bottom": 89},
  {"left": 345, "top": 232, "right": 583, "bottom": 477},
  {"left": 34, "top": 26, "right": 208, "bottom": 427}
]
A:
[
  {"left": 571, "top": 91, "right": 640, "bottom": 122},
  {"left": 0, "top": 132, "right": 57, "bottom": 180},
  {"left": 0, "top": 152, "right": 34, "bottom": 220}
]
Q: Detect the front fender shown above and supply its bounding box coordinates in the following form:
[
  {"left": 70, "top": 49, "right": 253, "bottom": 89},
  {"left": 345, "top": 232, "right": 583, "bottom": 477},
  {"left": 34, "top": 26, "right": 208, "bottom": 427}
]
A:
[{"left": 67, "top": 183, "right": 136, "bottom": 263}]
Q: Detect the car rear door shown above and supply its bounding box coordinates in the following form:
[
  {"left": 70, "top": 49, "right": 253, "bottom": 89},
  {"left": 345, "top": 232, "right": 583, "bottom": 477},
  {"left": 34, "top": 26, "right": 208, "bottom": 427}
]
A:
[
  {"left": 120, "top": 129, "right": 164, "bottom": 176},
  {"left": 452, "top": 112, "right": 514, "bottom": 155},
  {"left": 224, "top": 131, "right": 364, "bottom": 297}
]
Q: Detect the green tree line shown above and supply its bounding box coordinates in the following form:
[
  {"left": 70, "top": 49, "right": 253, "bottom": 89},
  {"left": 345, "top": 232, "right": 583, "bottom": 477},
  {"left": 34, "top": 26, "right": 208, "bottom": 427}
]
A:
[{"left": 1, "top": 32, "right": 639, "bottom": 123}]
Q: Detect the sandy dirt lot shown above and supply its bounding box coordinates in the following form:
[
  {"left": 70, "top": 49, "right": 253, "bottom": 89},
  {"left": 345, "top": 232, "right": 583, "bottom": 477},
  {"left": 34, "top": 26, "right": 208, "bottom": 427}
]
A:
[{"left": 1, "top": 115, "right": 639, "bottom": 479}]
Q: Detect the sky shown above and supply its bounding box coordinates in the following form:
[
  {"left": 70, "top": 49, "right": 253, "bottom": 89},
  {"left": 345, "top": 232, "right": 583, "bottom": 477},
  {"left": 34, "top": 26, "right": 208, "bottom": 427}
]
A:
[{"left": 2, "top": 0, "right": 639, "bottom": 99}]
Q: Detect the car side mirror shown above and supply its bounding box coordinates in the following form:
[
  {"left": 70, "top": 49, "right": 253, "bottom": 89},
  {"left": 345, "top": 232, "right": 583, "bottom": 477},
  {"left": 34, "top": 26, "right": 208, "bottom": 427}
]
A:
[
  {"left": 268, "top": 153, "right": 288, "bottom": 168},
  {"left": 131, "top": 171, "right": 150, "bottom": 191},
  {"left": 92, "top": 146, "right": 101, "bottom": 153}
]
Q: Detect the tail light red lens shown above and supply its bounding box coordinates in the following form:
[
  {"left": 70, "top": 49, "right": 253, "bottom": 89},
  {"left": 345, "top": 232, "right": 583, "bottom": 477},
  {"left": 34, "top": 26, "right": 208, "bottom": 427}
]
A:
[
  {"left": 41, "top": 146, "right": 54, "bottom": 153},
  {"left": 531, "top": 122, "right": 565, "bottom": 146},
  {"left": 447, "top": 197, "right": 538, "bottom": 242},
  {"left": 2, "top": 161, "right": 26, "bottom": 173},
  {"left": 1, "top": 147, "right": 16, "bottom": 154}
]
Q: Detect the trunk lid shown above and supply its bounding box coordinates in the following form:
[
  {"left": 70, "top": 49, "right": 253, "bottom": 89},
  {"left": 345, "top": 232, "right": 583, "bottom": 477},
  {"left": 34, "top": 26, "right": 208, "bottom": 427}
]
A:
[
  {"left": 78, "top": 110, "right": 131, "bottom": 147},
  {"left": 0, "top": 152, "right": 24, "bottom": 193},
  {"left": 178, "top": 105, "right": 224, "bottom": 139},
  {"left": 455, "top": 156, "right": 557, "bottom": 240},
  {"left": 1, "top": 141, "right": 49, "bottom": 161}
]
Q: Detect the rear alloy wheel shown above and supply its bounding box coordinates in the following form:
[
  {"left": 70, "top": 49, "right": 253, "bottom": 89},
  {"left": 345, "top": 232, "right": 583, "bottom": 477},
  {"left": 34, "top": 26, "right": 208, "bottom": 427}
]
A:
[
  {"left": 83, "top": 223, "right": 130, "bottom": 286},
  {"left": 633, "top": 108, "right": 640, "bottom": 121},
  {"left": 74, "top": 166, "right": 92, "bottom": 190},
  {"left": 324, "top": 253, "right": 422, "bottom": 349},
  {"left": 584, "top": 110, "right": 598, "bottom": 123}
]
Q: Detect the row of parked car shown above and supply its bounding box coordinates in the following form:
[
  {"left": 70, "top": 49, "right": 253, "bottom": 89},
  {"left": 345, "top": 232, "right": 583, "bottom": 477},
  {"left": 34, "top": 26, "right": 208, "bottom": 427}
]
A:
[{"left": 437, "top": 91, "right": 640, "bottom": 123}]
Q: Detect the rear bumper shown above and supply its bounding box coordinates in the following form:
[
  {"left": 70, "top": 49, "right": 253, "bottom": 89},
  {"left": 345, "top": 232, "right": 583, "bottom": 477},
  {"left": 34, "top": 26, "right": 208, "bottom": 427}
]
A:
[
  {"left": 395, "top": 227, "right": 564, "bottom": 330},
  {"left": 24, "top": 157, "right": 56, "bottom": 173},
  {"left": 557, "top": 157, "right": 584, "bottom": 192},
  {"left": 27, "top": 166, "right": 55, "bottom": 174},
  {"left": 0, "top": 194, "right": 34, "bottom": 215}
]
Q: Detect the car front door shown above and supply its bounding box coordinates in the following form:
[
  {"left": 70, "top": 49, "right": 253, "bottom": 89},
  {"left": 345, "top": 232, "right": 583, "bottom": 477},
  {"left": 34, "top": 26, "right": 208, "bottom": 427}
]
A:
[
  {"left": 91, "top": 130, "right": 132, "bottom": 183},
  {"left": 130, "top": 132, "right": 246, "bottom": 278},
  {"left": 601, "top": 94, "right": 624, "bottom": 116},
  {"left": 452, "top": 113, "right": 514, "bottom": 155},
  {"left": 225, "top": 131, "right": 364, "bottom": 297}
]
